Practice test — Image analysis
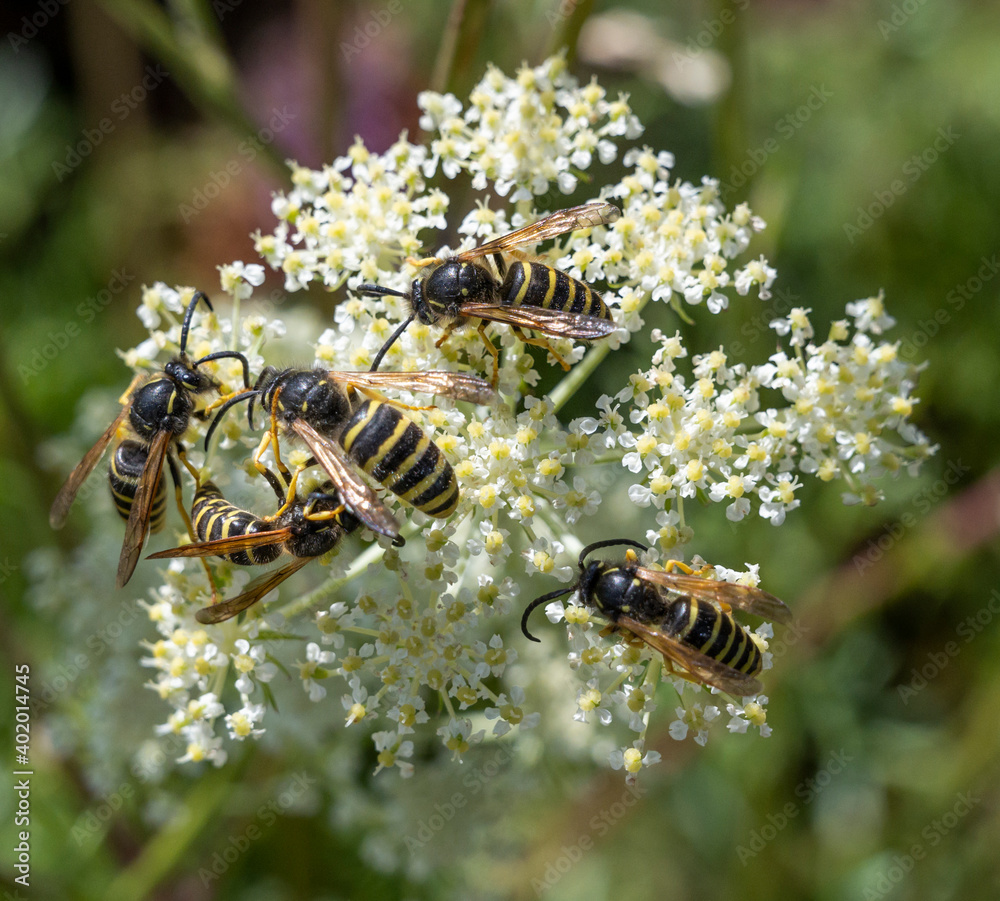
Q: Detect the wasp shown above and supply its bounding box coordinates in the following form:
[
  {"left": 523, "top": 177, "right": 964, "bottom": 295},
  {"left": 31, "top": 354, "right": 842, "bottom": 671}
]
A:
[
  {"left": 521, "top": 539, "right": 792, "bottom": 696},
  {"left": 149, "top": 470, "right": 360, "bottom": 624},
  {"left": 357, "top": 201, "right": 620, "bottom": 384},
  {"left": 205, "top": 368, "right": 495, "bottom": 541},
  {"left": 49, "top": 292, "right": 251, "bottom": 588}
]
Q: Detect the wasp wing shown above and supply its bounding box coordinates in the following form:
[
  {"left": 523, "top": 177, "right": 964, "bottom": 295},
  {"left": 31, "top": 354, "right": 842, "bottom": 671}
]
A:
[
  {"left": 292, "top": 419, "right": 399, "bottom": 539},
  {"left": 116, "top": 429, "right": 171, "bottom": 588},
  {"left": 148, "top": 527, "right": 294, "bottom": 559},
  {"left": 195, "top": 557, "right": 312, "bottom": 624},
  {"left": 620, "top": 615, "right": 764, "bottom": 697},
  {"left": 49, "top": 404, "right": 132, "bottom": 528},
  {"left": 635, "top": 567, "right": 791, "bottom": 624},
  {"left": 328, "top": 370, "right": 495, "bottom": 406},
  {"left": 458, "top": 303, "right": 616, "bottom": 339},
  {"left": 456, "top": 202, "right": 621, "bottom": 261}
]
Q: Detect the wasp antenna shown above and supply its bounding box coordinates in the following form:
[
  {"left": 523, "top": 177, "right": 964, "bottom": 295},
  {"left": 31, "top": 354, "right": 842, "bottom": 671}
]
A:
[
  {"left": 357, "top": 283, "right": 410, "bottom": 299},
  {"left": 180, "top": 291, "right": 212, "bottom": 355},
  {"left": 204, "top": 389, "right": 257, "bottom": 450},
  {"left": 578, "top": 537, "right": 648, "bottom": 568},
  {"left": 195, "top": 350, "right": 252, "bottom": 389},
  {"left": 370, "top": 311, "right": 417, "bottom": 372},
  {"left": 521, "top": 586, "right": 575, "bottom": 642}
]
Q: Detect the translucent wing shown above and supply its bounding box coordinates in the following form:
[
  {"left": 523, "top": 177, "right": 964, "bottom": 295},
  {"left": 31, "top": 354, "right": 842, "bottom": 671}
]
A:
[
  {"left": 148, "top": 527, "right": 293, "bottom": 559},
  {"left": 620, "top": 615, "right": 764, "bottom": 696},
  {"left": 116, "top": 429, "right": 171, "bottom": 588},
  {"left": 457, "top": 303, "right": 616, "bottom": 339},
  {"left": 195, "top": 557, "right": 312, "bottom": 624},
  {"left": 456, "top": 202, "right": 621, "bottom": 261},
  {"left": 292, "top": 419, "right": 399, "bottom": 538},
  {"left": 49, "top": 404, "right": 131, "bottom": 528},
  {"left": 329, "top": 370, "right": 496, "bottom": 406},
  {"left": 635, "top": 567, "right": 791, "bottom": 624}
]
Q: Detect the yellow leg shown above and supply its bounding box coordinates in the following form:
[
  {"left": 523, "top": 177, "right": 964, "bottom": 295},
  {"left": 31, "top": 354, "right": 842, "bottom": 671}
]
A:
[
  {"left": 303, "top": 503, "right": 346, "bottom": 522},
  {"left": 434, "top": 322, "right": 457, "bottom": 349},
  {"left": 477, "top": 322, "right": 500, "bottom": 388},
  {"left": 251, "top": 393, "right": 292, "bottom": 482},
  {"left": 513, "top": 327, "right": 571, "bottom": 371},
  {"left": 167, "top": 453, "right": 219, "bottom": 603},
  {"left": 175, "top": 443, "right": 201, "bottom": 483},
  {"left": 356, "top": 386, "right": 433, "bottom": 412},
  {"left": 406, "top": 255, "right": 443, "bottom": 269},
  {"left": 252, "top": 430, "right": 285, "bottom": 482},
  {"left": 662, "top": 559, "right": 713, "bottom": 577},
  {"left": 202, "top": 388, "right": 252, "bottom": 418},
  {"left": 270, "top": 466, "right": 304, "bottom": 518}
]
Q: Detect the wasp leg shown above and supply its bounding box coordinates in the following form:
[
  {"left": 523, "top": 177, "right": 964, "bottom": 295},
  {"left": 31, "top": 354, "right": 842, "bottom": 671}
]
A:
[
  {"left": 202, "top": 388, "right": 252, "bottom": 419},
  {"left": 433, "top": 322, "right": 458, "bottom": 349},
  {"left": 661, "top": 559, "right": 713, "bottom": 577},
  {"left": 252, "top": 390, "right": 291, "bottom": 482},
  {"left": 476, "top": 321, "right": 500, "bottom": 388},
  {"left": 175, "top": 441, "right": 201, "bottom": 483},
  {"left": 166, "top": 451, "right": 220, "bottom": 603},
  {"left": 270, "top": 465, "right": 307, "bottom": 518},
  {"left": 353, "top": 386, "right": 434, "bottom": 413},
  {"left": 251, "top": 429, "right": 291, "bottom": 485},
  {"left": 661, "top": 659, "right": 704, "bottom": 688},
  {"left": 302, "top": 499, "right": 347, "bottom": 521},
  {"left": 405, "top": 255, "right": 443, "bottom": 269},
  {"left": 511, "top": 326, "right": 572, "bottom": 371}
]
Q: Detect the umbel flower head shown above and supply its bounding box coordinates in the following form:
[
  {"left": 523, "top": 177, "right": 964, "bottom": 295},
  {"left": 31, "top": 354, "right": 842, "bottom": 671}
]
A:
[{"left": 40, "top": 55, "right": 932, "bottom": 779}]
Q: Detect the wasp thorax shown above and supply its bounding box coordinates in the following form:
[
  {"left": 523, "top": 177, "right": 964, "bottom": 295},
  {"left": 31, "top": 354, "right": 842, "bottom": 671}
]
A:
[
  {"left": 419, "top": 260, "right": 496, "bottom": 319},
  {"left": 267, "top": 370, "right": 352, "bottom": 431},
  {"left": 580, "top": 564, "right": 626, "bottom": 617},
  {"left": 129, "top": 378, "right": 192, "bottom": 438}
]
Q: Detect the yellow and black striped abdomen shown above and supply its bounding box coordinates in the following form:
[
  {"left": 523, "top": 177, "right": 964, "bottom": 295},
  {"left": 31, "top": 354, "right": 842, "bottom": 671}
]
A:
[
  {"left": 501, "top": 261, "right": 610, "bottom": 320},
  {"left": 109, "top": 440, "right": 167, "bottom": 532},
  {"left": 672, "top": 598, "right": 762, "bottom": 676},
  {"left": 340, "top": 400, "right": 458, "bottom": 518},
  {"left": 191, "top": 482, "right": 283, "bottom": 566}
]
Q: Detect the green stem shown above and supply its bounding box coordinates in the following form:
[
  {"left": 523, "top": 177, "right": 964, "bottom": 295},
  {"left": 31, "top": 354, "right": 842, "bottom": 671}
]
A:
[
  {"left": 545, "top": 0, "right": 595, "bottom": 65},
  {"left": 429, "top": 0, "right": 492, "bottom": 97}
]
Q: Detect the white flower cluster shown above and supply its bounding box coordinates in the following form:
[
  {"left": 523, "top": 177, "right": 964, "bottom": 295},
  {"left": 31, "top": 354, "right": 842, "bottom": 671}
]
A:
[
  {"left": 417, "top": 56, "right": 642, "bottom": 199},
  {"left": 44, "top": 57, "right": 933, "bottom": 779},
  {"left": 590, "top": 297, "right": 935, "bottom": 547}
]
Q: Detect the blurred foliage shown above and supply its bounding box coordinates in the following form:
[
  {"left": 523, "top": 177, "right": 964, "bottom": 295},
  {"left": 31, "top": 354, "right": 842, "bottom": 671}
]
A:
[{"left": 1, "top": 0, "right": 999, "bottom": 899}]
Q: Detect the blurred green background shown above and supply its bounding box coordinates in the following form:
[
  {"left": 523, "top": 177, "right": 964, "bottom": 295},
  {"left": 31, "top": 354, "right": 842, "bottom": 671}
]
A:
[{"left": 2, "top": 1, "right": 999, "bottom": 899}]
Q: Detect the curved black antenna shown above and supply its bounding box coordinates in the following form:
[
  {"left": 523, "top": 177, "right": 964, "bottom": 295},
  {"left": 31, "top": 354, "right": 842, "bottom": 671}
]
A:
[
  {"left": 369, "top": 311, "right": 416, "bottom": 372},
  {"left": 578, "top": 538, "right": 648, "bottom": 568},
  {"left": 203, "top": 389, "right": 257, "bottom": 450},
  {"left": 194, "top": 350, "right": 252, "bottom": 389},
  {"left": 179, "top": 291, "right": 212, "bottom": 355},
  {"left": 520, "top": 585, "right": 576, "bottom": 643}
]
